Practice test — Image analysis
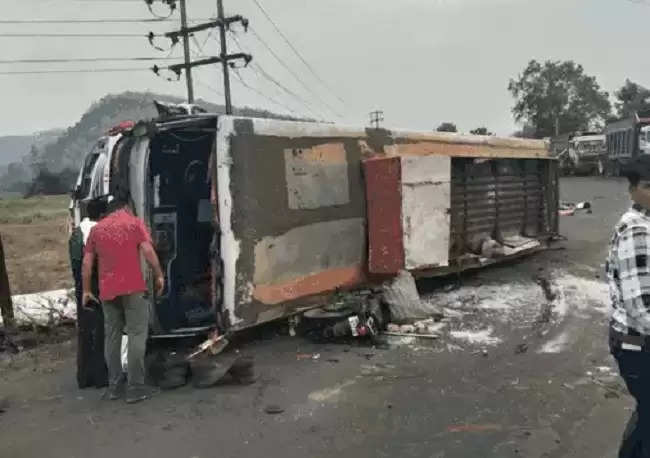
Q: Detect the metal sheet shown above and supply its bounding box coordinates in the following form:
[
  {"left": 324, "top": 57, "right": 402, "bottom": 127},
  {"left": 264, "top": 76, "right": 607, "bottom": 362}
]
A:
[
  {"left": 401, "top": 155, "right": 451, "bottom": 269},
  {"left": 364, "top": 157, "right": 405, "bottom": 274},
  {"left": 284, "top": 143, "right": 350, "bottom": 209}
]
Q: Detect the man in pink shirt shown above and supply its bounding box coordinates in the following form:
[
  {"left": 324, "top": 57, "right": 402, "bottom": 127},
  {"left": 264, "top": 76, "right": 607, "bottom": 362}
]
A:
[{"left": 82, "top": 199, "right": 164, "bottom": 403}]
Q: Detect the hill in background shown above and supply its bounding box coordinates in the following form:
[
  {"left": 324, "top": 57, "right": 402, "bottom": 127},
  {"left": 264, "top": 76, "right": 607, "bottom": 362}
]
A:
[{"left": 0, "top": 91, "right": 302, "bottom": 194}]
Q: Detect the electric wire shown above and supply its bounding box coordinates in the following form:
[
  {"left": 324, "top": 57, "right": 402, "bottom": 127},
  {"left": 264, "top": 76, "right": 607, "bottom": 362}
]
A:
[
  {"left": 247, "top": 26, "right": 338, "bottom": 116},
  {"left": 0, "top": 57, "right": 181, "bottom": 64},
  {"left": 0, "top": 33, "right": 148, "bottom": 38},
  {"left": 0, "top": 18, "right": 213, "bottom": 24},
  {"left": 227, "top": 32, "right": 323, "bottom": 119},
  {"left": 249, "top": 0, "right": 345, "bottom": 105},
  {"left": 231, "top": 67, "right": 301, "bottom": 117},
  {"left": 0, "top": 68, "right": 152, "bottom": 75}
]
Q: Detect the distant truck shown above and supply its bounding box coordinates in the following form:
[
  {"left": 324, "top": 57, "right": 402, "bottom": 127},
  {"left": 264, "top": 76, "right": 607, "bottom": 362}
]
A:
[
  {"left": 550, "top": 131, "right": 606, "bottom": 176},
  {"left": 605, "top": 111, "right": 650, "bottom": 176}
]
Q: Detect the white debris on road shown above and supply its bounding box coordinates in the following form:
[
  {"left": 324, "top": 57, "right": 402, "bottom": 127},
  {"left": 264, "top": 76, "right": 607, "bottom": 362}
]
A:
[
  {"left": 450, "top": 327, "right": 502, "bottom": 346},
  {"left": 420, "top": 270, "right": 609, "bottom": 353},
  {"left": 538, "top": 331, "right": 570, "bottom": 354},
  {"left": 0, "top": 289, "right": 75, "bottom": 327}
]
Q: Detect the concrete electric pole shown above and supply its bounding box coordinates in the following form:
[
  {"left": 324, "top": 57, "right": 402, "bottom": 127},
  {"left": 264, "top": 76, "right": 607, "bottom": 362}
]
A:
[
  {"left": 162, "top": 0, "right": 252, "bottom": 113},
  {"left": 217, "top": 0, "right": 233, "bottom": 114},
  {"left": 178, "top": 0, "right": 195, "bottom": 103}
]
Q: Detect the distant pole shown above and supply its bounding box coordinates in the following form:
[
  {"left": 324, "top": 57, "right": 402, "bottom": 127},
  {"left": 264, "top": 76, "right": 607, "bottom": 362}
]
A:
[
  {"left": 0, "top": 233, "right": 14, "bottom": 329},
  {"left": 179, "top": 0, "right": 195, "bottom": 103},
  {"left": 217, "top": 0, "right": 233, "bottom": 114},
  {"left": 369, "top": 110, "right": 384, "bottom": 129}
]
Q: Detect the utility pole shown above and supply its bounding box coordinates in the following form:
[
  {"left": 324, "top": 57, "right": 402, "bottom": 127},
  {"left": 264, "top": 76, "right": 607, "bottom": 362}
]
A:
[
  {"left": 217, "top": 0, "right": 233, "bottom": 114},
  {"left": 156, "top": 0, "right": 251, "bottom": 112},
  {"left": 369, "top": 110, "right": 384, "bottom": 129},
  {"left": 178, "top": 0, "right": 194, "bottom": 103}
]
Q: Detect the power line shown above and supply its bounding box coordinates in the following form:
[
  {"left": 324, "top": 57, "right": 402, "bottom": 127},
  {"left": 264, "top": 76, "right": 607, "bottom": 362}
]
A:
[
  {"left": 249, "top": 0, "right": 345, "bottom": 105},
  {"left": 0, "top": 68, "right": 151, "bottom": 75},
  {"left": 0, "top": 57, "right": 181, "bottom": 64},
  {"left": 240, "top": 27, "right": 340, "bottom": 118},
  {"left": 251, "top": 62, "right": 322, "bottom": 119},
  {"left": 195, "top": 78, "right": 225, "bottom": 97},
  {"left": 0, "top": 18, "right": 213, "bottom": 24},
  {"left": 231, "top": 67, "right": 302, "bottom": 117},
  {"left": 227, "top": 32, "right": 324, "bottom": 119},
  {"left": 0, "top": 33, "right": 148, "bottom": 38}
]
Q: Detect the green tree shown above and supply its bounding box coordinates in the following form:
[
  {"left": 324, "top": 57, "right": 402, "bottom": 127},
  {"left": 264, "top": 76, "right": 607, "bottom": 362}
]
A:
[
  {"left": 436, "top": 122, "right": 458, "bottom": 133},
  {"left": 470, "top": 127, "right": 493, "bottom": 136},
  {"left": 615, "top": 79, "right": 650, "bottom": 118},
  {"left": 508, "top": 60, "right": 611, "bottom": 138}
]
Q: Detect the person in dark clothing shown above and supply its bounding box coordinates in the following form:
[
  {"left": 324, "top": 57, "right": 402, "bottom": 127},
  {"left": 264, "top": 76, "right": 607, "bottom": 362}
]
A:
[
  {"left": 69, "top": 198, "right": 108, "bottom": 389},
  {"left": 608, "top": 160, "right": 650, "bottom": 457}
]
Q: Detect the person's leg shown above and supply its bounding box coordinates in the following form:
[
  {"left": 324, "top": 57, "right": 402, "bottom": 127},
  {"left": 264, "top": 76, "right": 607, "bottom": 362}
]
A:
[
  {"left": 122, "top": 294, "right": 151, "bottom": 402},
  {"left": 73, "top": 261, "right": 96, "bottom": 388},
  {"left": 615, "top": 348, "right": 648, "bottom": 457},
  {"left": 636, "top": 354, "right": 650, "bottom": 458},
  {"left": 93, "top": 303, "right": 108, "bottom": 387},
  {"left": 103, "top": 298, "right": 125, "bottom": 398}
]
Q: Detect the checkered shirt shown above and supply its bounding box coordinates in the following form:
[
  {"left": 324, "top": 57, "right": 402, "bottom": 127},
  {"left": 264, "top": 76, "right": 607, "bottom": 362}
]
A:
[{"left": 607, "top": 204, "right": 650, "bottom": 335}]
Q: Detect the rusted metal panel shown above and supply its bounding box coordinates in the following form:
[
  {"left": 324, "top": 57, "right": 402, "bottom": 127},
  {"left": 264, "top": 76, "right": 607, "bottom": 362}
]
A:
[
  {"left": 364, "top": 157, "right": 404, "bottom": 274},
  {"left": 449, "top": 158, "right": 557, "bottom": 259}
]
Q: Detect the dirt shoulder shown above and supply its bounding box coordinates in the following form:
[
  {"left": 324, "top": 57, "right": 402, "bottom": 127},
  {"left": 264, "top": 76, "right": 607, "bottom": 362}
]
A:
[{"left": 1, "top": 195, "right": 72, "bottom": 294}]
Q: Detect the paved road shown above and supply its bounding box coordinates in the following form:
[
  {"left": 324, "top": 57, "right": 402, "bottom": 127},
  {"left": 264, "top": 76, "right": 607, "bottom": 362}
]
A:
[{"left": 0, "top": 177, "right": 637, "bottom": 458}]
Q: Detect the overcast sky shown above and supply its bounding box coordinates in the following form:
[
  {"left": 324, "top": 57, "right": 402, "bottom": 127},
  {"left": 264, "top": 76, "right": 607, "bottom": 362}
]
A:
[{"left": 2, "top": 0, "right": 649, "bottom": 136}]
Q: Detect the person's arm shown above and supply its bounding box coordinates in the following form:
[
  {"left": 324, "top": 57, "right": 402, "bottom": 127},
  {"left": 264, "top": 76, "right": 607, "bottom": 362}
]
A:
[
  {"left": 81, "top": 250, "right": 97, "bottom": 306},
  {"left": 139, "top": 241, "right": 165, "bottom": 295},
  {"left": 616, "top": 224, "right": 650, "bottom": 333}
]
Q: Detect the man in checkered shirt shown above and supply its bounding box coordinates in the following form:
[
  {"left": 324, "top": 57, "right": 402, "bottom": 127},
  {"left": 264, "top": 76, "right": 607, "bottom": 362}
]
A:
[{"left": 608, "top": 160, "right": 650, "bottom": 457}]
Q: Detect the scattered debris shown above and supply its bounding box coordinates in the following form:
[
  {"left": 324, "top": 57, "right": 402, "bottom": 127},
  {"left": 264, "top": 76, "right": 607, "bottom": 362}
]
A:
[
  {"left": 381, "top": 270, "right": 442, "bottom": 322},
  {"left": 515, "top": 343, "right": 529, "bottom": 354},
  {"left": 288, "top": 315, "right": 301, "bottom": 337},
  {"left": 559, "top": 201, "right": 592, "bottom": 216},
  {"left": 386, "top": 323, "right": 400, "bottom": 333},
  {"left": 383, "top": 331, "right": 440, "bottom": 339},
  {"left": 0, "top": 289, "right": 75, "bottom": 327},
  {"left": 450, "top": 328, "right": 502, "bottom": 346},
  {"left": 187, "top": 331, "right": 228, "bottom": 360},
  {"left": 296, "top": 353, "right": 320, "bottom": 361},
  {"left": 264, "top": 404, "right": 284, "bottom": 415},
  {"left": 447, "top": 424, "right": 502, "bottom": 433},
  {"left": 536, "top": 277, "right": 557, "bottom": 302}
]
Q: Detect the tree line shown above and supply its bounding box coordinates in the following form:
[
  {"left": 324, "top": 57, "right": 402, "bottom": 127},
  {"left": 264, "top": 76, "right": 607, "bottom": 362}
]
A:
[{"left": 436, "top": 59, "right": 650, "bottom": 139}]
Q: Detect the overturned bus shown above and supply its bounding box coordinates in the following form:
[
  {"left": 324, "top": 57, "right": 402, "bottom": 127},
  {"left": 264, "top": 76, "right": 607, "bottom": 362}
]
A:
[{"left": 70, "top": 112, "right": 559, "bottom": 337}]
